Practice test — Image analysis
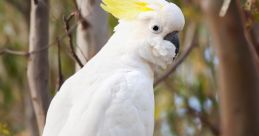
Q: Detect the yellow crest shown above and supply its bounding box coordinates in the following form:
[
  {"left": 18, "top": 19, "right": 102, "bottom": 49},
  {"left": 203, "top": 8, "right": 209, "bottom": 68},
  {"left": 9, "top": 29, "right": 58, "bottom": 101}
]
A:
[{"left": 101, "top": 0, "right": 154, "bottom": 20}]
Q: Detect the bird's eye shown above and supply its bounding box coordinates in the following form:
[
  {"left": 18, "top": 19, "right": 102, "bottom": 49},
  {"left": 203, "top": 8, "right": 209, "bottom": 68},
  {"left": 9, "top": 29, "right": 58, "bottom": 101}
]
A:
[
  {"left": 150, "top": 25, "right": 162, "bottom": 33},
  {"left": 153, "top": 25, "right": 159, "bottom": 31}
]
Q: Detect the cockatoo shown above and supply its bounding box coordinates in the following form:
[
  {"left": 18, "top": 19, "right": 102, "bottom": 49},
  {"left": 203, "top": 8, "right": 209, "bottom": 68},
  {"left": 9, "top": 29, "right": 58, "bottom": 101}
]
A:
[{"left": 43, "top": 0, "right": 184, "bottom": 136}]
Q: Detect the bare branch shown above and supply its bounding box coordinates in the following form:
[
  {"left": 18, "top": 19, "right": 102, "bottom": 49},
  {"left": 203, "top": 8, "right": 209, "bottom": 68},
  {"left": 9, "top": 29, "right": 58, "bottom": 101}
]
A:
[
  {"left": 56, "top": 39, "right": 64, "bottom": 91},
  {"left": 154, "top": 23, "right": 197, "bottom": 87},
  {"left": 0, "top": 46, "right": 51, "bottom": 57},
  {"left": 0, "top": 48, "right": 29, "bottom": 56},
  {"left": 63, "top": 15, "right": 84, "bottom": 68},
  {"left": 0, "top": 15, "right": 79, "bottom": 58}
]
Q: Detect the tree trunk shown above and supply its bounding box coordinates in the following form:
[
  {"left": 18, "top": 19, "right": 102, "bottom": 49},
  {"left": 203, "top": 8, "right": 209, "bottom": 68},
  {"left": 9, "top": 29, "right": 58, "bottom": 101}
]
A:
[
  {"left": 25, "top": 90, "right": 39, "bottom": 136},
  {"left": 28, "top": 0, "right": 50, "bottom": 134},
  {"left": 5, "top": 0, "right": 39, "bottom": 135},
  {"left": 201, "top": 1, "right": 259, "bottom": 136},
  {"left": 76, "top": 0, "right": 108, "bottom": 67}
]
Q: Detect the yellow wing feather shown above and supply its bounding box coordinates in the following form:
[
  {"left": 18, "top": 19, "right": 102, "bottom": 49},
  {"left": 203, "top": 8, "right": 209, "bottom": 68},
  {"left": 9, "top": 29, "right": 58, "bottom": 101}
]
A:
[{"left": 101, "top": 0, "right": 154, "bottom": 20}]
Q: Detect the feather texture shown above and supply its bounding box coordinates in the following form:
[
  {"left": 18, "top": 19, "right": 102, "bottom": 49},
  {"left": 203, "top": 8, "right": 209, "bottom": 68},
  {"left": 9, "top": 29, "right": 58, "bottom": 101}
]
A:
[
  {"left": 43, "top": 1, "right": 185, "bottom": 135},
  {"left": 101, "top": 0, "right": 154, "bottom": 20}
]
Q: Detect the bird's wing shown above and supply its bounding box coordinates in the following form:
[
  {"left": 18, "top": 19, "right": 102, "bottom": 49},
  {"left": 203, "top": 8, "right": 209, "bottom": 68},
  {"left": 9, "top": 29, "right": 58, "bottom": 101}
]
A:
[
  {"left": 54, "top": 72, "right": 127, "bottom": 136},
  {"left": 42, "top": 68, "right": 93, "bottom": 136},
  {"left": 42, "top": 78, "right": 75, "bottom": 136},
  {"left": 43, "top": 70, "right": 153, "bottom": 136}
]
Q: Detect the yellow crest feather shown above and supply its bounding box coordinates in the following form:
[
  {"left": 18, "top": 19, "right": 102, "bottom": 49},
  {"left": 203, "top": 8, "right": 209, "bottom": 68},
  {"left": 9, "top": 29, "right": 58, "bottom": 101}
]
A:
[{"left": 101, "top": 0, "right": 154, "bottom": 20}]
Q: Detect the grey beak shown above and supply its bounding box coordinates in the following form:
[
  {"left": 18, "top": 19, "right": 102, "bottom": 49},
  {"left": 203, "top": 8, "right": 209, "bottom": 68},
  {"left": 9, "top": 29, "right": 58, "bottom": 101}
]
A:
[{"left": 164, "top": 31, "right": 179, "bottom": 54}]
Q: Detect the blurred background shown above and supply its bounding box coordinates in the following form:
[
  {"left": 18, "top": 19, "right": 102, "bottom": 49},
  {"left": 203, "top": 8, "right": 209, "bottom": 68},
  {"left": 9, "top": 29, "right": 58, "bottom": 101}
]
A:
[{"left": 0, "top": 0, "right": 259, "bottom": 136}]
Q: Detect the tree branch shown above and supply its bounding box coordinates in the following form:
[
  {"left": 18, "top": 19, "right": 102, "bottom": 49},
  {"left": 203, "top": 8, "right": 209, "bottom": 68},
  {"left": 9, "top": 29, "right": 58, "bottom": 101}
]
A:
[
  {"left": 63, "top": 15, "right": 84, "bottom": 68},
  {"left": 0, "top": 48, "right": 29, "bottom": 56},
  {"left": 0, "top": 46, "right": 51, "bottom": 57},
  {"left": 0, "top": 14, "right": 79, "bottom": 58},
  {"left": 56, "top": 39, "right": 64, "bottom": 91}
]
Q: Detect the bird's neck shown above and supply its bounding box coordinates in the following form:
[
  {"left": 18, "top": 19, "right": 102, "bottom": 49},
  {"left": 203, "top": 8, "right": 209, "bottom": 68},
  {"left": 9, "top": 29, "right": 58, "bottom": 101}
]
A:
[
  {"left": 96, "top": 31, "right": 155, "bottom": 81},
  {"left": 119, "top": 52, "right": 155, "bottom": 81}
]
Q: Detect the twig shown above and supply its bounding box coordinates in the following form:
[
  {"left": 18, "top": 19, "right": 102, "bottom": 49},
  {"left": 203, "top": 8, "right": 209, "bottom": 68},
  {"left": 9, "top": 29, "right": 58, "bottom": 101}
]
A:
[
  {"left": 56, "top": 38, "right": 64, "bottom": 91},
  {"left": 0, "top": 21, "right": 79, "bottom": 58},
  {"left": 63, "top": 15, "right": 84, "bottom": 68},
  {"left": 0, "top": 45, "right": 53, "bottom": 57},
  {"left": 0, "top": 48, "right": 29, "bottom": 56},
  {"left": 0, "top": 8, "right": 86, "bottom": 66},
  {"left": 154, "top": 23, "right": 197, "bottom": 87},
  {"left": 71, "top": 4, "right": 90, "bottom": 62}
]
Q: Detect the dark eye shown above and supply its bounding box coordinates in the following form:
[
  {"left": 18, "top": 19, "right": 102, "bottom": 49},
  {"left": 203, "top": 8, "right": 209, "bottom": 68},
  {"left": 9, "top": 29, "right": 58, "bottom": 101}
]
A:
[
  {"left": 151, "top": 25, "right": 162, "bottom": 33},
  {"left": 152, "top": 25, "right": 159, "bottom": 31}
]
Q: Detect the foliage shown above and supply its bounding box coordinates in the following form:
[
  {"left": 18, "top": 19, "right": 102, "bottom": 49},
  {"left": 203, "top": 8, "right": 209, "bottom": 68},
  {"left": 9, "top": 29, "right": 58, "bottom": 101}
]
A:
[{"left": 0, "top": 122, "right": 12, "bottom": 136}]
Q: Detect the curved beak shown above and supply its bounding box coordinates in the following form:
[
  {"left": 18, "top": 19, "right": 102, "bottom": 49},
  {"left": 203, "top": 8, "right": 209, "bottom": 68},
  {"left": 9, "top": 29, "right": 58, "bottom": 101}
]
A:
[{"left": 164, "top": 31, "right": 179, "bottom": 55}]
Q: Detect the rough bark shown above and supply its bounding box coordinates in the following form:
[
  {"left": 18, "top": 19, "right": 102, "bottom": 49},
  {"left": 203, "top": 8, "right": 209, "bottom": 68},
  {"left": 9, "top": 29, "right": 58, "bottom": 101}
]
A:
[
  {"left": 25, "top": 90, "right": 40, "bottom": 136},
  {"left": 76, "top": 0, "right": 108, "bottom": 67},
  {"left": 27, "top": 0, "right": 50, "bottom": 134},
  {"left": 201, "top": 1, "right": 259, "bottom": 136}
]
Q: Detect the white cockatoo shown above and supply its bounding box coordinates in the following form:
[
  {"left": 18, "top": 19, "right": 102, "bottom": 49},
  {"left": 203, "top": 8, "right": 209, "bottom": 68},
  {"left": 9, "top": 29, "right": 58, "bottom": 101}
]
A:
[{"left": 43, "top": 0, "right": 184, "bottom": 136}]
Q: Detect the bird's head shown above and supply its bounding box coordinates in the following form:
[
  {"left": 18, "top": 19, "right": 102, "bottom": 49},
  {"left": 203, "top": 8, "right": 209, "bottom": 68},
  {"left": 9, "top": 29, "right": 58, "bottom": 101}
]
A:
[{"left": 101, "top": 0, "right": 185, "bottom": 69}]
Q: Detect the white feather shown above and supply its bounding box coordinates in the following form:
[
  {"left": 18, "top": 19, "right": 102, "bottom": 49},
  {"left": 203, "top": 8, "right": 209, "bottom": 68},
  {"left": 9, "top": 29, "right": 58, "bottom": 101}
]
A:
[{"left": 43, "top": 2, "right": 184, "bottom": 136}]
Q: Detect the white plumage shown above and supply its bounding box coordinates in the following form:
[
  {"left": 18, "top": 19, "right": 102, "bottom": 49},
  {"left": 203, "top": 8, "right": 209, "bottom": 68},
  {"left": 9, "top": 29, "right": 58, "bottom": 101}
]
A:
[{"left": 43, "top": 0, "right": 184, "bottom": 136}]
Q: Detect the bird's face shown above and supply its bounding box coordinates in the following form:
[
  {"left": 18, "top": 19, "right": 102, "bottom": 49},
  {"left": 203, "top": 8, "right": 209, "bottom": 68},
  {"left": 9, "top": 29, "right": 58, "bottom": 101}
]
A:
[{"left": 135, "top": 3, "right": 185, "bottom": 69}]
